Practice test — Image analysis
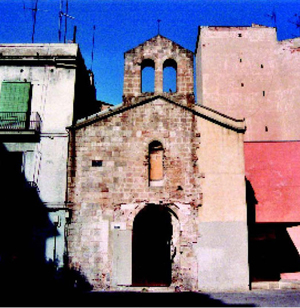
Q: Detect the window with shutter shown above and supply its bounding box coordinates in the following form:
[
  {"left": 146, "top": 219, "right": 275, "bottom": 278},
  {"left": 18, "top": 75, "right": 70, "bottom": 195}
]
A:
[{"left": 0, "top": 82, "right": 31, "bottom": 129}]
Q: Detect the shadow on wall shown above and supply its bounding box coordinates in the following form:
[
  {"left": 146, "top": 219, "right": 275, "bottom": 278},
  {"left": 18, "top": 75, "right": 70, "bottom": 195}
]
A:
[
  {"left": 246, "top": 177, "right": 300, "bottom": 283},
  {"left": 0, "top": 143, "right": 91, "bottom": 303}
]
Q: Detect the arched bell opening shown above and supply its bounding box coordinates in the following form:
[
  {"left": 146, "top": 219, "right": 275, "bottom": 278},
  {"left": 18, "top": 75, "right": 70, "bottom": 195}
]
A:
[
  {"left": 163, "top": 58, "right": 177, "bottom": 93},
  {"left": 141, "top": 59, "right": 155, "bottom": 93}
]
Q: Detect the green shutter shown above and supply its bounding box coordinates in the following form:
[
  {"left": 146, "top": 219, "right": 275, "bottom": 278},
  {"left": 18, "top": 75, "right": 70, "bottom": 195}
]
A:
[
  {"left": 0, "top": 82, "right": 31, "bottom": 129},
  {"left": 0, "top": 82, "right": 31, "bottom": 112}
]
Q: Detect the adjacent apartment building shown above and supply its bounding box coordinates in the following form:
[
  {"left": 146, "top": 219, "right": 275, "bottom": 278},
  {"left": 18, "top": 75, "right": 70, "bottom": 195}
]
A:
[
  {"left": 196, "top": 24, "right": 300, "bottom": 286},
  {"left": 0, "top": 44, "right": 97, "bottom": 274}
]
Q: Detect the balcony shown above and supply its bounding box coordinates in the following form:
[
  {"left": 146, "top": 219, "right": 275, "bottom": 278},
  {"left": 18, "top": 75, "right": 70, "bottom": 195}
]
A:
[{"left": 0, "top": 112, "right": 42, "bottom": 141}]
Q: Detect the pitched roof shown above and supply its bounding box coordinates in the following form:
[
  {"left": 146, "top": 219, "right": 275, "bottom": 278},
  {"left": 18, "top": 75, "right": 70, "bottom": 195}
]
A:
[
  {"left": 71, "top": 95, "right": 246, "bottom": 133},
  {"left": 124, "top": 34, "right": 193, "bottom": 55}
]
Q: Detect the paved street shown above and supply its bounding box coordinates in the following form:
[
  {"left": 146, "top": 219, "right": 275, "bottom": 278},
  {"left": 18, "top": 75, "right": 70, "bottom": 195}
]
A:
[
  {"left": 77, "top": 290, "right": 300, "bottom": 307},
  {"left": 2, "top": 289, "right": 300, "bottom": 306}
]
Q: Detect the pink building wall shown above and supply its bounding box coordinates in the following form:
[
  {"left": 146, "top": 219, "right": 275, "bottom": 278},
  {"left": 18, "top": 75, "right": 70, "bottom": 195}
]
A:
[
  {"left": 245, "top": 142, "right": 300, "bottom": 222},
  {"left": 245, "top": 141, "right": 300, "bottom": 281}
]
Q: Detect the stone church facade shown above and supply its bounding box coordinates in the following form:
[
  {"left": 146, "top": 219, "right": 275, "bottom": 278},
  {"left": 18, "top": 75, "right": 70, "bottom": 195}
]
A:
[{"left": 67, "top": 35, "right": 249, "bottom": 291}]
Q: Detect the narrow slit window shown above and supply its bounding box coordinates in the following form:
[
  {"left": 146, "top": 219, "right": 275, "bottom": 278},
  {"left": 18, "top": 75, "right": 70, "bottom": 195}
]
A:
[{"left": 149, "top": 141, "right": 164, "bottom": 185}]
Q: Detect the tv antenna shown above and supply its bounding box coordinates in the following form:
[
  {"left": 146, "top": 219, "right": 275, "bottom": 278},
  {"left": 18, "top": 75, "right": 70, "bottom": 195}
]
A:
[
  {"left": 265, "top": 8, "right": 277, "bottom": 28},
  {"left": 23, "top": 0, "right": 48, "bottom": 43},
  {"left": 91, "top": 25, "right": 96, "bottom": 70},
  {"left": 157, "top": 19, "right": 161, "bottom": 35},
  {"left": 288, "top": 13, "right": 300, "bottom": 37},
  {"left": 59, "top": 0, "right": 75, "bottom": 43}
]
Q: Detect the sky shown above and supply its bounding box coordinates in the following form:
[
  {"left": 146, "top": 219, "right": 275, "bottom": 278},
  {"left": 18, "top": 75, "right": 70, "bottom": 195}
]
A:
[{"left": 0, "top": 0, "right": 300, "bottom": 105}]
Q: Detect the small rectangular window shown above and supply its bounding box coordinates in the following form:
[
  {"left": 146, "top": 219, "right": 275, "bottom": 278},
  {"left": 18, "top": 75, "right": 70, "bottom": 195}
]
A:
[
  {"left": 92, "top": 160, "right": 103, "bottom": 167},
  {"left": 263, "top": 91, "right": 265, "bottom": 97},
  {"left": 238, "top": 33, "right": 242, "bottom": 37}
]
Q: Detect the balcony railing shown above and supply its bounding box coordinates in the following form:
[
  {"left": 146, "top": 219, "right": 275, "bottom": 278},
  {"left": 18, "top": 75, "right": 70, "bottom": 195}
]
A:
[{"left": 0, "top": 112, "right": 42, "bottom": 132}]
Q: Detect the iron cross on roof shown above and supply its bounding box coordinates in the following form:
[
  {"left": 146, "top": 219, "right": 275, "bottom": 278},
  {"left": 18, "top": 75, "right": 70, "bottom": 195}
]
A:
[{"left": 157, "top": 19, "right": 161, "bottom": 35}]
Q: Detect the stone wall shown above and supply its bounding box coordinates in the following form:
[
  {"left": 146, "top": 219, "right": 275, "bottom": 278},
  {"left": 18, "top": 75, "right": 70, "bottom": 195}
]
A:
[
  {"left": 123, "top": 35, "right": 194, "bottom": 103},
  {"left": 67, "top": 98, "right": 202, "bottom": 290}
]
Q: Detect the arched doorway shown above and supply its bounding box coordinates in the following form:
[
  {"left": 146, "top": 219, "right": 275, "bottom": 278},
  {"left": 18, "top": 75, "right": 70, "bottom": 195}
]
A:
[{"left": 132, "top": 204, "right": 172, "bottom": 286}]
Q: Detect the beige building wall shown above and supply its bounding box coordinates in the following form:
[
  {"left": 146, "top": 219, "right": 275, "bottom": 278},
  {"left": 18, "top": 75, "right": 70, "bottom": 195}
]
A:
[
  {"left": 197, "top": 115, "right": 246, "bottom": 222},
  {"left": 195, "top": 106, "right": 249, "bottom": 291},
  {"left": 196, "top": 25, "right": 300, "bottom": 141}
]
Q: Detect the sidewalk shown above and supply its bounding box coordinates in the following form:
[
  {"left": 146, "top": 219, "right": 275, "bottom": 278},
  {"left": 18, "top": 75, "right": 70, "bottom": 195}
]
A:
[
  {"left": 252, "top": 280, "right": 300, "bottom": 290},
  {"left": 210, "top": 290, "right": 300, "bottom": 307}
]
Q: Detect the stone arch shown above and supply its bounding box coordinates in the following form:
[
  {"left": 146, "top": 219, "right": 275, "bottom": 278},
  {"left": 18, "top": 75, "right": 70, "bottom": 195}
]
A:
[
  {"left": 131, "top": 203, "right": 181, "bottom": 287},
  {"left": 132, "top": 204, "right": 172, "bottom": 286},
  {"left": 113, "top": 202, "right": 198, "bottom": 290}
]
